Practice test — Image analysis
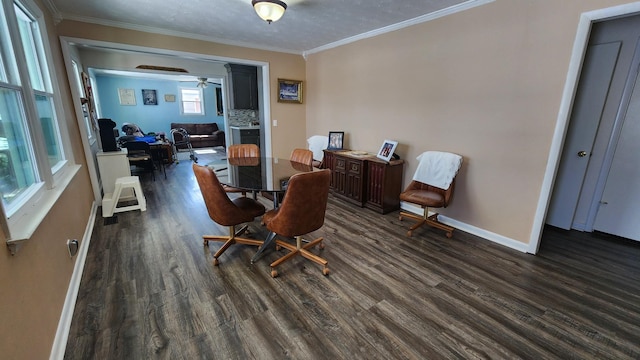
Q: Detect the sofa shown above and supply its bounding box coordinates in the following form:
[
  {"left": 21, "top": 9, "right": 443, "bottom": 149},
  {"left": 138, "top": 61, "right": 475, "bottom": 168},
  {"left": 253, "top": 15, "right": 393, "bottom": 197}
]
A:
[{"left": 170, "top": 122, "right": 225, "bottom": 148}]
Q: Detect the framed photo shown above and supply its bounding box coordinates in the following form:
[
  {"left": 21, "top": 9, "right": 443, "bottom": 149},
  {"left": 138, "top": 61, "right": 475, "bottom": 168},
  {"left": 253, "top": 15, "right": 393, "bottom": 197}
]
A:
[
  {"left": 142, "top": 89, "right": 157, "bottom": 105},
  {"left": 118, "top": 88, "right": 136, "bottom": 105},
  {"left": 164, "top": 94, "right": 176, "bottom": 102},
  {"left": 376, "top": 140, "right": 398, "bottom": 162},
  {"left": 277, "top": 78, "right": 303, "bottom": 103},
  {"left": 328, "top": 131, "right": 344, "bottom": 150}
]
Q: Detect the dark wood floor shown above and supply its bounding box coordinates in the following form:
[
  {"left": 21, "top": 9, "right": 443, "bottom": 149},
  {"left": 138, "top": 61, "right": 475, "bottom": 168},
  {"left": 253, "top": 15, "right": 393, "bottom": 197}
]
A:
[{"left": 64, "top": 152, "right": 640, "bottom": 359}]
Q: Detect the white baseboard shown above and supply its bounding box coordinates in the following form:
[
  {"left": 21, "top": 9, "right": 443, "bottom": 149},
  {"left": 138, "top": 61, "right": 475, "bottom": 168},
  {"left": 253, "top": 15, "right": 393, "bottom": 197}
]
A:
[
  {"left": 50, "top": 202, "right": 98, "bottom": 360},
  {"left": 400, "top": 202, "right": 530, "bottom": 253}
]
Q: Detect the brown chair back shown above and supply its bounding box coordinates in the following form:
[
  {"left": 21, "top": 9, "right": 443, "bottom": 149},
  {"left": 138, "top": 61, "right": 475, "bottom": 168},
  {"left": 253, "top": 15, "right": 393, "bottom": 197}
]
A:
[
  {"left": 290, "top": 148, "right": 313, "bottom": 167},
  {"left": 228, "top": 144, "right": 259, "bottom": 158},
  {"left": 192, "top": 164, "right": 259, "bottom": 226},
  {"left": 265, "top": 169, "right": 331, "bottom": 237}
]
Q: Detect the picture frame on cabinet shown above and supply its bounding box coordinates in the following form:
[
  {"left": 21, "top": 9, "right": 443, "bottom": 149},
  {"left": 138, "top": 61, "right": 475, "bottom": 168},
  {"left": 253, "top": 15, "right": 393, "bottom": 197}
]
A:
[
  {"left": 376, "top": 140, "right": 398, "bottom": 162},
  {"left": 328, "top": 131, "right": 344, "bottom": 150},
  {"left": 277, "top": 78, "right": 303, "bottom": 103}
]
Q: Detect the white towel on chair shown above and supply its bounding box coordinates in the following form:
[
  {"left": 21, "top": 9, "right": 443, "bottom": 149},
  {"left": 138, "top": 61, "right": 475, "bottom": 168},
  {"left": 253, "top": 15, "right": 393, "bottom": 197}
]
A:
[
  {"left": 412, "top": 151, "right": 462, "bottom": 190},
  {"left": 307, "top": 135, "right": 329, "bottom": 161}
]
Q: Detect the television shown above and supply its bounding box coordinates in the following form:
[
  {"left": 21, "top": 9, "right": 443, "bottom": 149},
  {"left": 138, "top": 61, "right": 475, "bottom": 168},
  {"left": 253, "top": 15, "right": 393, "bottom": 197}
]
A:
[{"left": 98, "top": 118, "right": 119, "bottom": 152}]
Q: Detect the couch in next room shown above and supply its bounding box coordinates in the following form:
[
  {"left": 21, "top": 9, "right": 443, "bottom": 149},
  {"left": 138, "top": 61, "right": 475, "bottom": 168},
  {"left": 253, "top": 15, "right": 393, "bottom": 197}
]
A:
[{"left": 170, "top": 122, "right": 226, "bottom": 148}]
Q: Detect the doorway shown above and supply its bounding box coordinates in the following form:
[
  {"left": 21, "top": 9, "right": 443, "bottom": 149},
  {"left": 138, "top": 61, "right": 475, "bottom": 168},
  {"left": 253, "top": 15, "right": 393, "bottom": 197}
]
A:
[{"left": 529, "top": 3, "right": 640, "bottom": 254}]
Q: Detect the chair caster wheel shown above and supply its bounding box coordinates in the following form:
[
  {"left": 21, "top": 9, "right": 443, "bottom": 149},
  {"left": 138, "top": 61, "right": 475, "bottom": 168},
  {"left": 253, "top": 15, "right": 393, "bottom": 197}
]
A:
[
  {"left": 213, "top": 258, "right": 219, "bottom": 266},
  {"left": 407, "top": 230, "right": 413, "bottom": 237},
  {"left": 446, "top": 232, "right": 453, "bottom": 239},
  {"left": 399, "top": 215, "right": 403, "bottom": 221},
  {"left": 322, "top": 267, "right": 330, "bottom": 276},
  {"left": 275, "top": 245, "right": 281, "bottom": 251},
  {"left": 318, "top": 242, "right": 325, "bottom": 250},
  {"left": 271, "top": 269, "right": 278, "bottom": 278},
  {"left": 203, "top": 240, "right": 208, "bottom": 246}
]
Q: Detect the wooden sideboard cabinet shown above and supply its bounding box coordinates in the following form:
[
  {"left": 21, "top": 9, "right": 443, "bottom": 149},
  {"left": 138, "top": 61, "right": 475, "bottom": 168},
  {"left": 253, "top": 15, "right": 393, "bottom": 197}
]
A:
[{"left": 323, "top": 150, "right": 404, "bottom": 214}]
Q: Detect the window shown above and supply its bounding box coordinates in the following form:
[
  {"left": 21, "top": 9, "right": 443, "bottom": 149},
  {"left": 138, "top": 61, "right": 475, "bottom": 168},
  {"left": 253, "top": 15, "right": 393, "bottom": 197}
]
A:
[
  {"left": 0, "top": 0, "right": 77, "bottom": 248},
  {"left": 180, "top": 87, "right": 204, "bottom": 115}
]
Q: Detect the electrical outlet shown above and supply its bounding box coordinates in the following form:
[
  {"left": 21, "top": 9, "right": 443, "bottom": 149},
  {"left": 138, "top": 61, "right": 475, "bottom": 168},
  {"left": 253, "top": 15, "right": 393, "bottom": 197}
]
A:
[{"left": 273, "top": 119, "right": 278, "bottom": 127}]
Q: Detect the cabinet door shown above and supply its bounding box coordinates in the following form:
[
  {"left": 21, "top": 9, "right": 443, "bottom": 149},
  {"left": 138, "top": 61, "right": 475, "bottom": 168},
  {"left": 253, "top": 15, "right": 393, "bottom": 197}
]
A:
[
  {"left": 334, "top": 155, "right": 347, "bottom": 195},
  {"left": 345, "top": 158, "right": 364, "bottom": 202},
  {"left": 228, "top": 64, "right": 258, "bottom": 110}
]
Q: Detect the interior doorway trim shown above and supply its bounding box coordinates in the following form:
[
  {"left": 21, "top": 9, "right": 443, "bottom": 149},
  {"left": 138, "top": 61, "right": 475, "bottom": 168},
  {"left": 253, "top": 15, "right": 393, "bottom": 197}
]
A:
[{"left": 529, "top": 2, "right": 640, "bottom": 254}]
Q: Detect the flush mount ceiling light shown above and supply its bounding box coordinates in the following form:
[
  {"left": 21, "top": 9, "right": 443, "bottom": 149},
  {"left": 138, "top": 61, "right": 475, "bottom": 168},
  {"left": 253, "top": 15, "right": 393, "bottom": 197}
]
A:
[
  {"left": 197, "top": 77, "right": 208, "bottom": 88},
  {"left": 252, "top": 0, "right": 287, "bottom": 24}
]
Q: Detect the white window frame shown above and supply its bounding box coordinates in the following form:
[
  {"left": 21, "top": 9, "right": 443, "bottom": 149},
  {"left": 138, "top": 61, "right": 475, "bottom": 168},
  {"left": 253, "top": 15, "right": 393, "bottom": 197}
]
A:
[
  {"left": 1, "top": 0, "right": 79, "bottom": 254},
  {"left": 179, "top": 87, "right": 204, "bottom": 115}
]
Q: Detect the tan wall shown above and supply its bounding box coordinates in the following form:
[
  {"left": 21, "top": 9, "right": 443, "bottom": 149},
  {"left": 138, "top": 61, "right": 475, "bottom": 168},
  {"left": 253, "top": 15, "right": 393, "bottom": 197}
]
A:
[
  {"left": 0, "top": 2, "right": 95, "bottom": 359},
  {"left": 56, "top": 21, "right": 308, "bottom": 158},
  {"left": 305, "top": 0, "right": 634, "bottom": 243}
]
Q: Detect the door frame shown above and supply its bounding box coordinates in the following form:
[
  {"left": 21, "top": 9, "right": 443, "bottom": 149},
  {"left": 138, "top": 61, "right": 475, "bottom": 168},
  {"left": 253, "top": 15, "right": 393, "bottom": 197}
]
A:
[
  {"left": 529, "top": 2, "right": 640, "bottom": 254},
  {"left": 59, "top": 37, "right": 273, "bottom": 203}
]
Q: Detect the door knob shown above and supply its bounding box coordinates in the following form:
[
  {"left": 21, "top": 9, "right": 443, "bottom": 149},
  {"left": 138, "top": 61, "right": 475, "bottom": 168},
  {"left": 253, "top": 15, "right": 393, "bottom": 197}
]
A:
[{"left": 577, "top": 150, "right": 588, "bottom": 157}]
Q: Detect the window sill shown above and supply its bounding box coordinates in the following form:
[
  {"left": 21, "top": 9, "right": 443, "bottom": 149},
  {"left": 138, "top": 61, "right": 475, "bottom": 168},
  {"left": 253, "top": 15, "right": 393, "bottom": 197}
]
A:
[{"left": 5, "top": 164, "right": 81, "bottom": 255}]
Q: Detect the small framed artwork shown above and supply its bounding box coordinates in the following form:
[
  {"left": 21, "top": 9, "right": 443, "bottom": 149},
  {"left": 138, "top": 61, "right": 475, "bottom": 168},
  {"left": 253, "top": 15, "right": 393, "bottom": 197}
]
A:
[
  {"left": 142, "top": 89, "right": 157, "bottom": 105},
  {"left": 164, "top": 94, "right": 176, "bottom": 102},
  {"left": 327, "top": 131, "right": 344, "bottom": 150},
  {"left": 277, "top": 78, "right": 303, "bottom": 103},
  {"left": 118, "top": 88, "right": 136, "bottom": 105},
  {"left": 376, "top": 140, "right": 398, "bottom": 162}
]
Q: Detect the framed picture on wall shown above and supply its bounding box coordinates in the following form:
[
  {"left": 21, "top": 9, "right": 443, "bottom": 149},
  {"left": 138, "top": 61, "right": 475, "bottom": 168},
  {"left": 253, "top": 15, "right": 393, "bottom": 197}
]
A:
[
  {"left": 277, "top": 78, "right": 303, "bottom": 103},
  {"left": 142, "top": 89, "right": 157, "bottom": 105},
  {"left": 118, "top": 88, "right": 136, "bottom": 105},
  {"left": 327, "top": 131, "right": 344, "bottom": 150}
]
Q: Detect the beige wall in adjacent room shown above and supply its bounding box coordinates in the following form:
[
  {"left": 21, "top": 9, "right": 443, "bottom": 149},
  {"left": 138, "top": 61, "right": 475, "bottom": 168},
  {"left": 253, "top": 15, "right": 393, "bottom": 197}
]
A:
[
  {"left": 0, "top": 0, "right": 95, "bottom": 358},
  {"left": 56, "top": 21, "right": 308, "bottom": 159},
  {"left": 305, "top": 0, "right": 635, "bottom": 244}
]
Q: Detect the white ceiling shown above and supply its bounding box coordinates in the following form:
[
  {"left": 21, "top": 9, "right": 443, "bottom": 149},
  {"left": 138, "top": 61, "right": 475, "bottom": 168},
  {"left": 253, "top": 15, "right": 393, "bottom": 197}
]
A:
[{"left": 47, "top": 0, "right": 492, "bottom": 54}]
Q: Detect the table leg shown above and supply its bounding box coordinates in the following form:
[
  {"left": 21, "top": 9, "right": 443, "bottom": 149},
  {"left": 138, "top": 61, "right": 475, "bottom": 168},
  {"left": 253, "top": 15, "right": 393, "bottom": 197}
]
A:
[{"left": 252, "top": 231, "right": 277, "bottom": 263}]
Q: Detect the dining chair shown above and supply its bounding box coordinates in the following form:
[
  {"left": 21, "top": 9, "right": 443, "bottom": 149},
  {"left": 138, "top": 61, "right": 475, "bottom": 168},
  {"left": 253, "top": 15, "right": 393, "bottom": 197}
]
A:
[
  {"left": 192, "top": 164, "right": 266, "bottom": 266},
  {"left": 262, "top": 169, "right": 331, "bottom": 277},
  {"left": 398, "top": 151, "right": 463, "bottom": 238},
  {"left": 122, "top": 141, "right": 155, "bottom": 181},
  {"left": 290, "top": 148, "right": 314, "bottom": 167},
  {"left": 223, "top": 144, "right": 260, "bottom": 197},
  {"left": 307, "top": 135, "right": 328, "bottom": 168}
]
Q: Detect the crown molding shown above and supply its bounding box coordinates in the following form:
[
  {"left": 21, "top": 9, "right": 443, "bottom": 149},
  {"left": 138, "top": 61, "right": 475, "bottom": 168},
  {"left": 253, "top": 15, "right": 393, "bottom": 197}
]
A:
[{"left": 60, "top": 13, "right": 303, "bottom": 56}]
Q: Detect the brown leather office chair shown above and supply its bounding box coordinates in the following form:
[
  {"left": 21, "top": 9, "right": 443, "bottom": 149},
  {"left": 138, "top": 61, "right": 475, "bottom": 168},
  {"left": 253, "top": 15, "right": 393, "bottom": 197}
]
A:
[
  {"left": 224, "top": 144, "right": 260, "bottom": 197},
  {"left": 262, "top": 169, "right": 331, "bottom": 277},
  {"left": 290, "top": 148, "right": 313, "bottom": 167},
  {"left": 192, "top": 164, "right": 265, "bottom": 265},
  {"left": 398, "top": 151, "right": 462, "bottom": 238}
]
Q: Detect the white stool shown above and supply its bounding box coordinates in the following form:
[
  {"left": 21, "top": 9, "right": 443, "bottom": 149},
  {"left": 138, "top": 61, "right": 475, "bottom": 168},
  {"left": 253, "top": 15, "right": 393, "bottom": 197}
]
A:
[{"left": 102, "top": 176, "right": 147, "bottom": 217}]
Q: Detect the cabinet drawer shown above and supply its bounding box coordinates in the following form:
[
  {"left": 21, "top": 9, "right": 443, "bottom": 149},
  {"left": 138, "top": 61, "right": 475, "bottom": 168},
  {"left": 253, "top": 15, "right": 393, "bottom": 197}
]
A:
[{"left": 348, "top": 160, "right": 362, "bottom": 175}]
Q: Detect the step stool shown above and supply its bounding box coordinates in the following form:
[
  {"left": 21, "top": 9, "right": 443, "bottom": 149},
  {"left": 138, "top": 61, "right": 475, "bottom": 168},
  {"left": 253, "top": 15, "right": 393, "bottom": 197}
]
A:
[{"left": 102, "top": 176, "right": 147, "bottom": 217}]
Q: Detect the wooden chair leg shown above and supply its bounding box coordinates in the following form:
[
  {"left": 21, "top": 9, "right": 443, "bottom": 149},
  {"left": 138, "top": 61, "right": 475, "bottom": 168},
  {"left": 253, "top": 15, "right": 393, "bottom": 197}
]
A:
[
  {"left": 270, "top": 236, "right": 328, "bottom": 277},
  {"left": 203, "top": 225, "right": 263, "bottom": 265}
]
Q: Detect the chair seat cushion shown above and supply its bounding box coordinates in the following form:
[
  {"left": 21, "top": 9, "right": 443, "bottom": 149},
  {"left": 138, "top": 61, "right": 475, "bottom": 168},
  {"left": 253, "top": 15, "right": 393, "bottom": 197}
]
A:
[
  {"left": 399, "top": 189, "right": 445, "bottom": 208},
  {"left": 232, "top": 197, "right": 266, "bottom": 218}
]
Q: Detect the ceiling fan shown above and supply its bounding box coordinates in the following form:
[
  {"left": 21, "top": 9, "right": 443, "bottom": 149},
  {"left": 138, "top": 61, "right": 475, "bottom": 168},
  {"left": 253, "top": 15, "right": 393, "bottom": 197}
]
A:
[{"left": 195, "top": 77, "right": 222, "bottom": 88}]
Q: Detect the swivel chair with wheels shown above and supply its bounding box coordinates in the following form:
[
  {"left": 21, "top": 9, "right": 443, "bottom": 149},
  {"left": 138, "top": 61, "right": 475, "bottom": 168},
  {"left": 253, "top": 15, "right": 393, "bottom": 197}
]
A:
[
  {"left": 398, "top": 151, "right": 463, "bottom": 238},
  {"left": 262, "top": 169, "right": 332, "bottom": 277},
  {"left": 192, "top": 164, "right": 265, "bottom": 266}
]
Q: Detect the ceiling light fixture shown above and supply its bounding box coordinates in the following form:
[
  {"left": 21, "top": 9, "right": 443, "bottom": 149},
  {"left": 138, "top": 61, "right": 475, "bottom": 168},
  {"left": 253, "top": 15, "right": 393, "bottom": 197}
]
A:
[
  {"left": 252, "top": 0, "right": 287, "bottom": 24},
  {"left": 197, "top": 77, "right": 208, "bottom": 88}
]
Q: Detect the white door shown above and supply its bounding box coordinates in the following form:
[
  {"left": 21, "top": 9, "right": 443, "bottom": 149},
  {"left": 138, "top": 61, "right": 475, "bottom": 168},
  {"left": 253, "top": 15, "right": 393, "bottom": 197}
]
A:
[
  {"left": 593, "top": 59, "right": 640, "bottom": 241},
  {"left": 546, "top": 42, "right": 620, "bottom": 229}
]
